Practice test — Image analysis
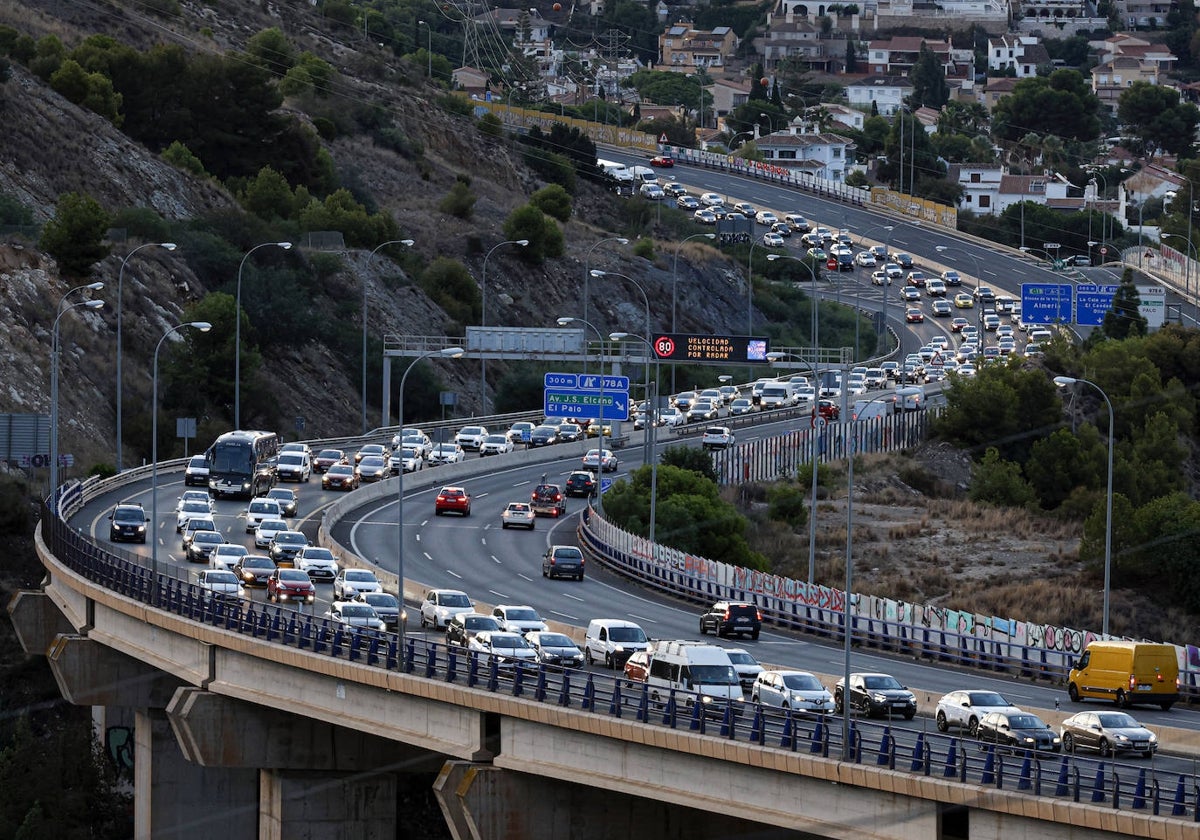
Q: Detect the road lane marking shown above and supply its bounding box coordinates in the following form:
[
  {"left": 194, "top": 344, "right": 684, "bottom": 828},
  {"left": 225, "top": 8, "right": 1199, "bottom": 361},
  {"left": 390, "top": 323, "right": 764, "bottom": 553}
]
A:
[
  {"left": 627, "top": 613, "right": 656, "bottom": 623},
  {"left": 488, "top": 590, "right": 509, "bottom": 599},
  {"left": 563, "top": 592, "right": 584, "bottom": 602},
  {"left": 446, "top": 569, "right": 463, "bottom": 579},
  {"left": 518, "top": 573, "right": 533, "bottom": 582},
  {"left": 550, "top": 610, "right": 578, "bottom": 620}
]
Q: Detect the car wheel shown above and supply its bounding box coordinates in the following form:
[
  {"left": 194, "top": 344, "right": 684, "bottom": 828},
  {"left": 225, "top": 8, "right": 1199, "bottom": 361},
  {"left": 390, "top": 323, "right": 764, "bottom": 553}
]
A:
[
  {"left": 541, "top": 566, "right": 548, "bottom": 577},
  {"left": 936, "top": 711, "right": 949, "bottom": 732},
  {"left": 1068, "top": 683, "right": 1080, "bottom": 703},
  {"left": 903, "top": 710, "right": 915, "bottom": 721},
  {"left": 576, "top": 573, "right": 584, "bottom": 581},
  {"left": 968, "top": 717, "right": 980, "bottom": 737},
  {"left": 435, "top": 509, "right": 442, "bottom": 516},
  {"left": 750, "top": 629, "right": 760, "bottom": 640},
  {"left": 501, "top": 522, "right": 508, "bottom": 529},
  {"left": 605, "top": 652, "right": 613, "bottom": 669},
  {"left": 1062, "top": 733, "right": 1075, "bottom": 753},
  {"left": 699, "top": 621, "right": 707, "bottom": 635},
  {"left": 1116, "top": 689, "right": 1130, "bottom": 708},
  {"left": 1098, "top": 738, "right": 1111, "bottom": 757},
  {"left": 585, "top": 648, "right": 593, "bottom": 666}
]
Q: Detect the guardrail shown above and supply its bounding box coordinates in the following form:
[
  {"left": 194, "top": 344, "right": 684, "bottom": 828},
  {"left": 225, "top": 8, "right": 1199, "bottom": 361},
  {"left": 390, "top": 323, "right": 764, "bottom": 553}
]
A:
[{"left": 37, "top": 504, "right": 1200, "bottom": 826}]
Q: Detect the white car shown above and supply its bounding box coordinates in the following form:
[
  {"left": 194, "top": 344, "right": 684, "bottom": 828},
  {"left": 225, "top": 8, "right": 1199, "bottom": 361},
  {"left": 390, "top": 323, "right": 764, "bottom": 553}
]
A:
[
  {"left": 428, "top": 442, "right": 466, "bottom": 466},
  {"left": 325, "top": 601, "right": 386, "bottom": 633},
  {"left": 855, "top": 251, "right": 877, "bottom": 267},
  {"left": 389, "top": 446, "right": 423, "bottom": 474},
  {"left": 935, "top": 690, "right": 1023, "bottom": 736},
  {"left": 253, "top": 518, "right": 288, "bottom": 549},
  {"left": 294, "top": 546, "right": 339, "bottom": 581},
  {"left": 244, "top": 497, "right": 283, "bottom": 533},
  {"left": 196, "top": 569, "right": 244, "bottom": 601},
  {"left": 755, "top": 210, "right": 779, "bottom": 226},
  {"left": 209, "top": 543, "right": 248, "bottom": 572},
  {"left": 420, "top": 588, "right": 475, "bottom": 629},
  {"left": 582, "top": 448, "right": 619, "bottom": 473},
  {"left": 492, "top": 605, "right": 548, "bottom": 634},
  {"left": 468, "top": 631, "right": 539, "bottom": 667},
  {"left": 752, "top": 670, "right": 834, "bottom": 713},
  {"left": 479, "top": 434, "right": 514, "bottom": 456},
  {"left": 639, "top": 183, "right": 665, "bottom": 200},
  {"left": 275, "top": 451, "right": 311, "bottom": 482},
  {"left": 175, "top": 490, "right": 214, "bottom": 514},
  {"left": 871, "top": 270, "right": 889, "bottom": 286},
  {"left": 700, "top": 192, "right": 723, "bottom": 206},
  {"left": 176, "top": 500, "right": 213, "bottom": 533},
  {"left": 701, "top": 426, "right": 735, "bottom": 450},
  {"left": 500, "top": 501, "right": 536, "bottom": 530},
  {"left": 846, "top": 376, "right": 868, "bottom": 396},
  {"left": 763, "top": 232, "right": 785, "bottom": 247},
  {"left": 333, "top": 568, "right": 383, "bottom": 601},
  {"left": 392, "top": 428, "right": 432, "bottom": 457},
  {"left": 658, "top": 407, "right": 686, "bottom": 427},
  {"left": 863, "top": 368, "right": 887, "bottom": 388},
  {"left": 454, "top": 425, "right": 490, "bottom": 451},
  {"left": 726, "top": 648, "right": 764, "bottom": 693},
  {"left": 693, "top": 208, "right": 717, "bottom": 225}
]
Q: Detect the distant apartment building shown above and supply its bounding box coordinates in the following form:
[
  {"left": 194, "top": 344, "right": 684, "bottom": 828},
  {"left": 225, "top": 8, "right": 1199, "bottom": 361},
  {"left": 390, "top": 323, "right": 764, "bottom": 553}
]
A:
[
  {"left": 658, "top": 24, "right": 738, "bottom": 71},
  {"left": 1091, "top": 55, "right": 1161, "bottom": 111},
  {"left": 846, "top": 76, "right": 913, "bottom": 116},
  {"left": 987, "top": 34, "right": 1051, "bottom": 77},
  {"left": 754, "top": 124, "right": 855, "bottom": 181},
  {"left": 867, "top": 37, "right": 974, "bottom": 83}
]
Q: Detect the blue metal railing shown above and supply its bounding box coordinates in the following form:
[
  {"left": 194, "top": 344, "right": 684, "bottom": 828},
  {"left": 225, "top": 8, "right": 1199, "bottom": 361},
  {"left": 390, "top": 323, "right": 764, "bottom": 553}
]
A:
[{"left": 39, "top": 506, "right": 1199, "bottom": 824}]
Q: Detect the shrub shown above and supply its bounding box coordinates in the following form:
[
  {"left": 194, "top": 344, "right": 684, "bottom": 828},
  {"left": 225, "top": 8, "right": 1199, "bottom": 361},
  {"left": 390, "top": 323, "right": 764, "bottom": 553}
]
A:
[
  {"left": 522, "top": 148, "right": 577, "bottom": 194},
  {"left": 530, "top": 184, "right": 571, "bottom": 222},
  {"left": 40, "top": 192, "right": 111, "bottom": 276},
  {"left": 0, "top": 192, "right": 33, "bottom": 226},
  {"left": 766, "top": 483, "right": 809, "bottom": 530},
  {"left": 439, "top": 178, "right": 477, "bottom": 219},
  {"left": 968, "top": 447, "right": 1037, "bottom": 508},
  {"left": 478, "top": 111, "right": 503, "bottom": 138},
  {"left": 418, "top": 257, "right": 478, "bottom": 325},
  {"left": 502, "top": 204, "right": 563, "bottom": 264},
  {"left": 161, "top": 141, "right": 207, "bottom": 177},
  {"left": 633, "top": 237, "right": 654, "bottom": 260}
]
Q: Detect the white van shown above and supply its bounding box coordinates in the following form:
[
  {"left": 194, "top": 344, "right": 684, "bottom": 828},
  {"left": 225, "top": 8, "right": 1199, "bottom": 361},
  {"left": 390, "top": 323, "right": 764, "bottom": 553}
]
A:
[
  {"left": 643, "top": 640, "right": 743, "bottom": 706},
  {"left": 788, "top": 379, "right": 814, "bottom": 407},
  {"left": 584, "top": 619, "right": 649, "bottom": 669},
  {"left": 759, "top": 384, "right": 792, "bottom": 409},
  {"left": 629, "top": 165, "right": 657, "bottom": 186},
  {"left": 853, "top": 399, "right": 892, "bottom": 421},
  {"left": 895, "top": 385, "right": 925, "bottom": 411}
]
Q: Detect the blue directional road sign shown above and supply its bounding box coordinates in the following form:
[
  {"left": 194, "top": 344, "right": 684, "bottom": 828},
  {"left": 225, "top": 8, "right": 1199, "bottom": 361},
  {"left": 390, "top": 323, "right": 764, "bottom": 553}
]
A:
[
  {"left": 600, "top": 478, "right": 614, "bottom": 494},
  {"left": 1076, "top": 284, "right": 1119, "bottom": 327},
  {"left": 544, "top": 372, "right": 578, "bottom": 389},
  {"left": 543, "top": 390, "right": 630, "bottom": 421},
  {"left": 1020, "top": 283, "right": 1073, "bottom": 325}
]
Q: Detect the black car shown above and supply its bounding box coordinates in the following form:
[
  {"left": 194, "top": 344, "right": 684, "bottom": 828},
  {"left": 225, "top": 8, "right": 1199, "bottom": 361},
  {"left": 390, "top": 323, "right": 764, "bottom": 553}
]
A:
[
  {"left": 185, "top": 530, "right": 224, "bottom": 563},
  {"left": 978, "top": 711, "right": 1062, "bottom": 753},
  {"left": 564, "top": 470, "right": 597, "bottom": 498},
  {"left": 269, "top": 531, "right": 309, "bottom": 565},
  {"left": 265, "top": 488, "right": 298, "bottom": 518},
  {"left": 699, "top": 601, "right": 761, "bottom": 639},
  {"left": 529, "top": 425, "right": 559, "bottom": 446},
  {"left": 232, "top": 555, "right": 276, "bottom": 587},
  {"left": 542, "top": 545, "right": 585, "bottom": 581},
  {"left": 445, "top": 613, "right": 501, "bottom": 647},
  {"left": 109, "top": 503, "right": 148, "bottom": 543},
  {"left": 835, "top": 672, "right": 916, "bottom": 720},
  {"left": 893, "top": 252, "right": 914, "bottom": 269},
  {"left": 556, "top": 423, "right": 583, "bottom": 443}
]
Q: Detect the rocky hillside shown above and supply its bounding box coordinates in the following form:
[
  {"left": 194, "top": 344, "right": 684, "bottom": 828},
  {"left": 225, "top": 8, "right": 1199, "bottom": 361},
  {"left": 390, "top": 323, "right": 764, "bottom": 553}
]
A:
[{"left": 0, "top": 1, "right": 750, "bottom": 484}]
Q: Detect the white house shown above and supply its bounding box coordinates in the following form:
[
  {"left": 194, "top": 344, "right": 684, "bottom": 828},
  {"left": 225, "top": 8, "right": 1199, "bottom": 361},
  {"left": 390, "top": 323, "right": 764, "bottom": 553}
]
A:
[
  {"left": 845, "top": 76, "right": 912, "bottom": 116},
  {"left": 987, "top": 34, "right": 1051, "bottom": 78},
  {"left": 754, "top": 123, "right": 855, "bottom": 181}
]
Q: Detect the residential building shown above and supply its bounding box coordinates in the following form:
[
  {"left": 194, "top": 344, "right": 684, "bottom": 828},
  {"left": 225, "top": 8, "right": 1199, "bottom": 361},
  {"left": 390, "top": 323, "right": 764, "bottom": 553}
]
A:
[
  {"left": 754, "top": 122, "right": 855, "bottom": 181},
  {"left": 987, "top": 34, "right": 1051, "bottom": 77},
  {"left": 1095, "top": 33, "right": 1177, "bottom": 73},
  {"left": 1114, "top": 0, "right": 1174, "bottom": 28},
  {"left": 658, "top": 23, "right": 738, "bottom": 71},
  {"left": 709, "top": 79, "right": 751, "bottom": 128},
  {"left": 949, "top": 164, "right": 1004, "bottom": 215},
  {"left": 473, "top": 8, "right": 552, "bottom": 45},
  {"left": 759, "top": 16, "right": 837, "bottom": 71},
  {"left": 818, "top": 103, "right": 866, "bottom": 133},
  {"left": 979, "top": 76, "right": 1020, "bottom": 109},
  {"left": 1091, "top": 55, "right": 1161, "bottom": 111},
  {"left": 846, "top": 76, "right": 912, "bottom": 116}
]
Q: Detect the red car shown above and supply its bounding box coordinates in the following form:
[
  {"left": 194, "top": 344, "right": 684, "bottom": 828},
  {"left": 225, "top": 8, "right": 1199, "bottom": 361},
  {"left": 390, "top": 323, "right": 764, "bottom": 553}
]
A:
[
  {"left": 815, "top": 400, "right": 840, "bottom": 421},
  {"left": 313, "top": 449, "right": 347, "bottom": 473},
  {"left": 435, "top": 486, "right": 471, "bottom": 516},
  {"left": 322, "top": 464, "right": 360, "bottom": 491},
  {"left": 266, "top": 568, "right": 315, "bottom": 604},
  {"left": 905, "top": 308, "right": 925, "bottom": 323},
  {"left": 650, "top": 155, "right": 674, "bottom": 167}
]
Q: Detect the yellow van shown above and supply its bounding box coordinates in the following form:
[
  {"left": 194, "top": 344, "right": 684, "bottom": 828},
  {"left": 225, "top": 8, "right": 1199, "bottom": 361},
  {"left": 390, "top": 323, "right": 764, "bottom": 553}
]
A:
[{"left": 1068, "top": 641, "right": 1179, "bottom": 711}]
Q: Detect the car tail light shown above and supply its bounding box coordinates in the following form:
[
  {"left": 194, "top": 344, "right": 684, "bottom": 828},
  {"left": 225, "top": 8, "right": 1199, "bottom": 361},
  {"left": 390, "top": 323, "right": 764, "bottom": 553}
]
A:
[
  {"left": 1128, "top": 674, "right": 1137, "bottom": 689},
  {"left": 756, "top": 609, "right": 763, "bottom": 620},
  {"left": 554, "top": 493, "right": 562, "bottom": 501},
  {"left": 723, "top": 609, "right": 731, "bottom": 620}
]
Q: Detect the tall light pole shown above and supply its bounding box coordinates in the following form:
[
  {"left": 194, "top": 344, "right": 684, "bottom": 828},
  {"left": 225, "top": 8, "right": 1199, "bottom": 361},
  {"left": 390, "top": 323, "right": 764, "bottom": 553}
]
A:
[
  {"left": 767, "top": 348, "right": 819, "bottom": 585},
  {"left": 235, "top": 241, "right": 292, "bottom": 429},
  {"left": 591, "top": 269, "right": 650, "bottom": 439},
  {"left": 611, "top": 331, "right": 659, "bottom": 544},
  {"left": 397, "top": 346, "right": 463, "bottom": 654},
  {"left": 116, "top": 242, "right": 176, "bottom": 472},
  {"left": 151, "top": 321, "right": 212, "bottom": 601},
  {"left": 671, "top": 232, "right": 715, "bottom": 393},
  {"left": 583, "top": 236, "right": 628, "bottom": 330},
  {"left": 418, "top": 20, "right": 432, "bottom": 79},
  {"left": 363, "top": 239, "right": 414, "bottom": 435},
  {"left": 1054, "top": 376, "right": 1114, "bottom": 638},
  {"left": 558, "top": 317, "right": 606, "bottom": 499},
  {"left": 51, "top": 285, "right": 104, "bottom": 510},
  {"left": 480, "top": 239, "right": 528, "bottom": 412}
]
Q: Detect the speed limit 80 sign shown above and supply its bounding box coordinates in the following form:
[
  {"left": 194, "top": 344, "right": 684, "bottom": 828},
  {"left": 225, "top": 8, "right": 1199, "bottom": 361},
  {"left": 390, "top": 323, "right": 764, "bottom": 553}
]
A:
[
  {"left": 654, "top": 336, "right": 675, "bottom": 357},
  {"left": 651, "top": 333, "right": 770, "bottom": 363}
]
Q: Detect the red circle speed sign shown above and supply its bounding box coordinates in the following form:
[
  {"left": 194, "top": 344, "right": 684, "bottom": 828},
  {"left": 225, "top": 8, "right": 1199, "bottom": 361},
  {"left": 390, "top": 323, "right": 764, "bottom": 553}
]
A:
[{"left": 654, "top": 336, "right": 675, "bottom": 357}]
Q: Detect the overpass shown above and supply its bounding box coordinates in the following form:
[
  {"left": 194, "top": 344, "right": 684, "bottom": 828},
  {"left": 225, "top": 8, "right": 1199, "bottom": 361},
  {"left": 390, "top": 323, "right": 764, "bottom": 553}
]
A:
[{"left": 11, "top": 458, "right": 1200, "bottom": 839}]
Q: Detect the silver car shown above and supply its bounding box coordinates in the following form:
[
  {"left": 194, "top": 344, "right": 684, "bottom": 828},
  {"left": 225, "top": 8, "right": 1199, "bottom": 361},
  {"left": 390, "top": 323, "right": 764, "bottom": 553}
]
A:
[
  {"left": 752, "top": 670, "right": 833, "bottom": 713},
  {"left": 935, "top": 690, "right": 1022, "bottom": 736}
]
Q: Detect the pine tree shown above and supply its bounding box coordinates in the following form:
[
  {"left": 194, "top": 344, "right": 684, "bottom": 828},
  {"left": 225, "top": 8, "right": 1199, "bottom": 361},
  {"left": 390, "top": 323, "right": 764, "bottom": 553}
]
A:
[{"left": 1101, "top": 268, "right": 1148, "bottom": 339}]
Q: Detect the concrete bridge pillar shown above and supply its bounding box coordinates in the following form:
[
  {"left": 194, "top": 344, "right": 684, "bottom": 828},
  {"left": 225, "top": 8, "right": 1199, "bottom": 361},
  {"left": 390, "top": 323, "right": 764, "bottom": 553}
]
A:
[
  {"left": 134, "top": 708, "right": 258, "bottom": 839},
  {"left": 7, "top": 589, "right": 77, "bottom": 655},
  {"left": 433, "top": 761, "right": 778, "bottom": 840},
  {"left": 259, "top": 769, "right": 398, "bottom": 840}
]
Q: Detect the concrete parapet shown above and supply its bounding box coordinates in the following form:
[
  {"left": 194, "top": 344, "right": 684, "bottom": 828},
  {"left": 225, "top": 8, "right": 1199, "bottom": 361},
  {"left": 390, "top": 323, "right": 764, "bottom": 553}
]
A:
[
  {"left": 47, "top": 633, "right": 184, "bottom": 708},
  {"left": 7, "top": 588, "right": 75, "bottom": 655}
]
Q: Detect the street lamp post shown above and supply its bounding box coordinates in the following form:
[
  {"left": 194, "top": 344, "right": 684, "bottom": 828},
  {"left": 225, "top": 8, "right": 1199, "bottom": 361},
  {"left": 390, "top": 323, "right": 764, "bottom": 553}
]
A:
[
  {"left": 583, "top": 236, "right": 629, "bottom": 328},
  {"left": 480, "top": 239, "right": 529, "bottom": 412},
  {"left": 363, "top": 240, "right": 414, "bottom": 435},
  {"left": 558, "top": 317, "right": 606, "bottom": 499},
  {"left": 591, "top": 269, "right": 650, "bottom": 444},
  {"left": 671, "top": 232, "right": 715, "bottom": 393},
  {"left": 235, "top": 241, "right": 292, "bottom": 429},
  {"left": 51, "top": 286, "right": 104, "bottom": 510},
  {"left": 151, "top": 321, "right": 213, "bottom": 602},
  {"left": 397, "top": 346, "right": 464, "bottom": 656},
  {"left": 1054, "top": 376, "right": 1114, "bottom": 637},
  {"left": 116, "top": 242, "right": 176, "bottom": 472},
  {"left": 418, "top": 20, "right": 432, "bottom": 79},
  {"left": 766, "top": 348, "right": 819, "bottom": 585},
  {"left": 610, "top": 331, "right": 660, "bottom": 544}
]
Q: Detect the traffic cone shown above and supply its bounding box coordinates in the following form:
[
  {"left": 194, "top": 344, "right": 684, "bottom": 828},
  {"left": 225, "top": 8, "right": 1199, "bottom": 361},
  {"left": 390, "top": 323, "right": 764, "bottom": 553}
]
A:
[
  {"left": 1172, "top": 774, "right": 1187, "bottom": 816},
  {"left": 609, "top": 679, "right": 622, "bottom": 717},
  {"left": 780, "top": 710, "right": 795, "bottom": 750},
  {"left": 1132, "top": 768, "right": 1146, "bottom": 810},
  {"left": 810, "top": 716, "right": 825, "bottom": 754},
  {"left": 877, "top": 726, "right": 891, "bottom": 765},
  {"left": 557, "top": 669, "right": 572, "bottom": 707},
  {"left": 1054, "top": 755, "right": 1070, "bottom": 796},
  {"left": 750, "top": 707, "right": 764, "bottom": 744},
  {"left": 582, "top": 673, "right": 595, "bottom": 710}
]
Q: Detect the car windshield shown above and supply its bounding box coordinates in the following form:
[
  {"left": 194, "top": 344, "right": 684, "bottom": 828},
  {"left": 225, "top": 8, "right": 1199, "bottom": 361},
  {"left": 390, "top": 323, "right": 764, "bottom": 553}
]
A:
[
  {"left": 485, "top": 435, "right": 507, "bottom": 444},
  {"left": 114, "top": 508, "right": 144, "bottom": 523},
  {"left": 346, "top": 571, "right": 377, "bottom": 582},
  {"left": 401, "top": 448, "right": 418, "bottom": 458},
  {"left": 440, "top": 593, "right": 472, "bottom": 607},
  {"left": 537, "top": 633, "right": 574, "bottom": 647},
  {"left": 181, "top": 502, "right": 209, "bottom": 514},
  {"left": 243, "top": 557, "right": 273, "bottom": 568},
  {"left": 464, "top": 617, "right": 496, "bottom": 630},
  {"left": 340, "top": 605, "right": 374, "bottom": 618},
  {"left": 505, "top": 608, "right": 539, "bottom": 621},
  {"left": 782, "top": 673, "right": 824, "bottom": 691},
  {"left": 1097, "top": 713, "right": 1140, "bottom": 728},
  {"left": 361, "top": 457, "right": 385, "bottom": 467},
  {"left": 608, "top": 627, "right": 646, "bottom": 643},
  {"left": 267, "top": 490, "right": 294, "bottom": 502},
  {"left": 863, "top": 675, "right": 903, "bottom": 690},
  {"left": 317, "top": 450, "right": 341, "bottom": 460},
  {"left": 303, "top": 548, "right": 334, "bottom": 561},
  {"left": 275, "top": 533, "right": 305, "bottom": 545},
  {"left": 1008, "top": 715, "right": 1045, "bottom": 729},
  {"left": 364, "top": 594, "right": 397, "bottom": 607},
  {"left": 216, "top": 545, "right": 247, "bottom": 556},
  {"left": 206, "top": 572, "right": 237, "bottom": 584},
  {"left": 249, "top": 501, "right": 276, "bottom": 513},
  {"left": 460, "top": 427, "right": 484, "bottom": 436},
  {"left": 328, "top": 466, "right": 353, "bottom": 475},
  {"left": 506, "top": 504, "right": 531, "bottom": 512},
  {"left": 278, "top": 454, "right": 304, "bottom": 465},
  {"left": 553, "top": 548, "right": 583, "bottom": 560},
  {"left": 188, "top": 456, "right": 206, "bottom": 467},
  {"left": 194, "top": 532, "right": 222, "bottom": 544},
  {"left": 279, "top": 570, "right": 309, "bottom": 582},
  {"left": 490, "top": 634, "right": 530, "bottom": 650},
  {"left": 258, "top": 520, "right": 285, "bottom": 531},
  {"left": 726, "top": 652, "right": 757, "bottom": 666},
  {"left": 691, "top": 665, "right": 738, "bottom": 685}
]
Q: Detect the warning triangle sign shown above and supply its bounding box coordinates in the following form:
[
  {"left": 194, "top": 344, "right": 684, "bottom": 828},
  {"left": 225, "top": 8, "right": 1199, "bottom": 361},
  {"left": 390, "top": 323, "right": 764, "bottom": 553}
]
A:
[{"left": 659, "top": 133, "right": 668, "bottom": 143}]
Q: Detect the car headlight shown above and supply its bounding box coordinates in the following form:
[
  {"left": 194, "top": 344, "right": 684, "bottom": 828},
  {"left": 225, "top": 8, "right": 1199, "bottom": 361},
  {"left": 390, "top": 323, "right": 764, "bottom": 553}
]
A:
[
  {"left": 136, "top": 525, "right": 146, "bottom": 533},
  {"left": 1115, "top": 734, "right": 1131, "bottom": 743},
  {"left": 1052, "top": 737, "right": 1061, "bottom": 744},
  {"left": 700, "top": 695, "right": 712, "bottom": 704},
  {"left": 1148, "top": 733, "right": 1158, "bottom": 743},
  {"left": 872, "top": 693, "right": 888, "bottom": 703},
  {"left": 1021, "top": 737, "right": 1035, "bottom": 744}
]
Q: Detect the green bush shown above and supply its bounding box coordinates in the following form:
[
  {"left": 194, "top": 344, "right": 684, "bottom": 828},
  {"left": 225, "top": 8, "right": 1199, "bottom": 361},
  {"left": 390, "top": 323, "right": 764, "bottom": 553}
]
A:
[
  {"left": 522, "top": 148, "right": 577, "bottom": 194},
  {"left": 530, "top": 184, "right": 571, "bottom": 222},
  {"left": 968, "top": 447, "right": 1037, "bottom": 507},
  {"left": 0, "top": 477, "right": 30, "bottom": 536},
  {"left": 439, "top": 178, "right": 477, "bottom": 220},
  {"left": 766, "top": 483, "right": 809, "bottom": 529},
  {"left": 110, "top": 207, "right": 173, "bottom": 242},
  {"left": 372, "top": 126, "right": 424, "bottom": 159},
  {"left": 161, "top": 141, "right": 207, "bottom": 177},
  {"left": 502, "top": 204, "right": 563, "bottom": 264},
  {"left": 40, "top": 192, "right": 111, "bottom": 277},
  {"left": 478, "top": 112, "right": 503, "bottom": 138},
  {"left": 633, "top": 237, "right": 654, "bottom": 260},
  {"left": 418, "top": 257, "right": 478, "bottom": 325},
  {"left": 0, "top": 192, "right": 33, "bottom": 226}
]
